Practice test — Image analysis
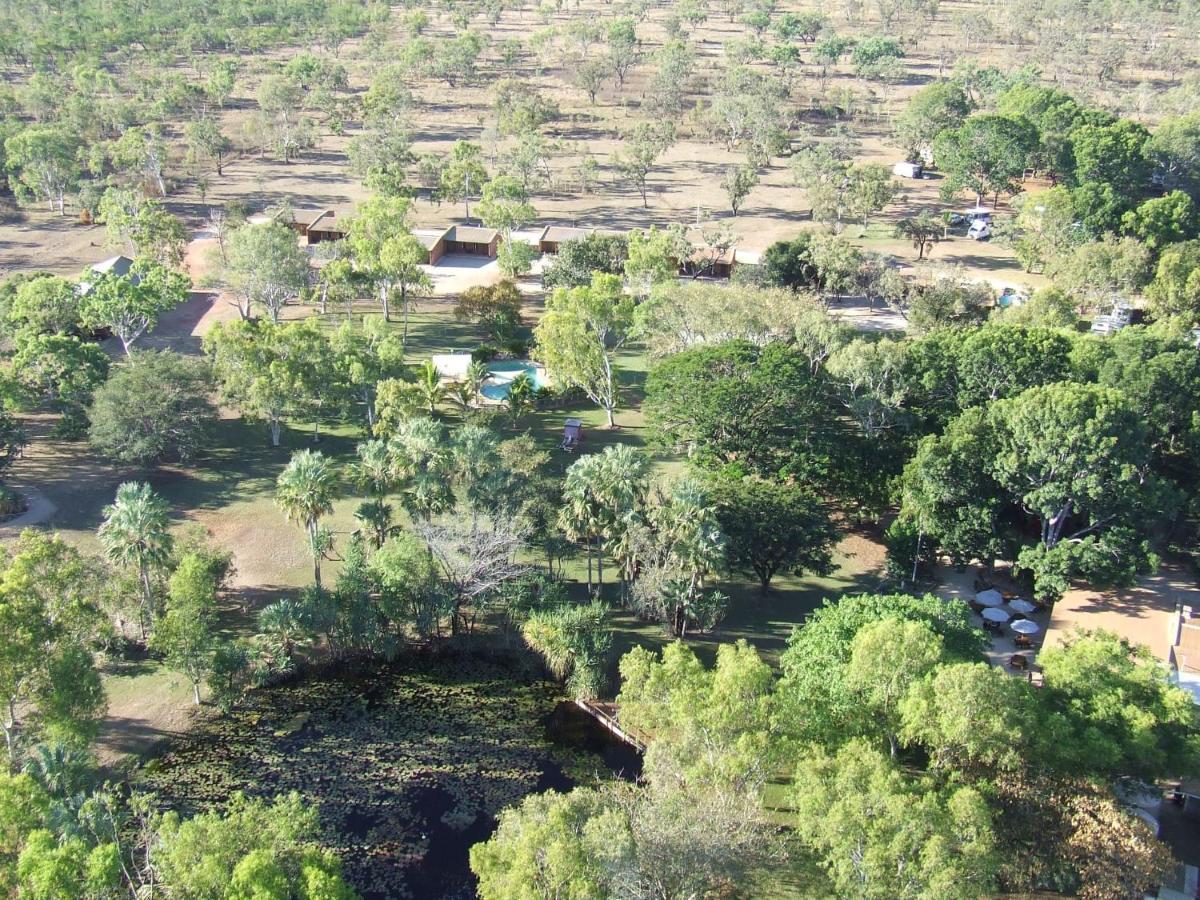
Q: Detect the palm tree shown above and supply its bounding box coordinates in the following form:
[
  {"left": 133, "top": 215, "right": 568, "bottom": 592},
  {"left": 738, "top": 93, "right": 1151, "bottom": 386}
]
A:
[
  {"left": 98, "top": 482, "right": 173, "bottom": 639},
  {"left": 355, "top": 499, "right": 394, "bottom": 549},
  {"left": 276, "top": 450, "right": 339, "bottom": 586},
  {"left": 416, "top": 360, "right": 445, "bottom": 414},
  {"left": 507, "top": 372, "right": 534, "bottom": 428}
]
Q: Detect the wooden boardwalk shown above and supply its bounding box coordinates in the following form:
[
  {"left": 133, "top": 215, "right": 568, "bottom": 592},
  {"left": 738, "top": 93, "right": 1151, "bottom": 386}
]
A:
[{"left": 575, "top": 699, "right": 647, "bottom": 753}]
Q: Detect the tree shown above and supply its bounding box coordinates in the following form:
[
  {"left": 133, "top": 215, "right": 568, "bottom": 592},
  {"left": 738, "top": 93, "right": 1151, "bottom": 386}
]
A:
[
  {"left": 417, "top": 513, "right": 528, "bottom": 635},
  {"left": 88, "top": 351, "right": 214, "bottom": 466},
  {"left": 152, "top": 553, "right": 220, "bottom": 704},
  {"left": 560, "top": 445, "right": 649, "bottom": 591},
  {"left": 153, "top": 792, "right": 355, "bottom": 899},
  {"left": 1050, "top": 234, "right": 1153, "bottom": 310},
  {"left": 439, "top": 141, "right": 488, "bottom": 219},
  {"left": 624, "top": 227, "right": 688, "bottom": 297},
  {"left": 905, "top": 278, "right": 993, "bottom": 333},
  {"left": 895, "top": 214, "right": 941, "bottom": 261},
  {"left": 205, "top": 319, "right": 327, "bottom": 447},
  {"left": 1038, "top": 630, "right": 1200, "bottom": 780},
  {"left": 98, "top": 482, "right": 173, "bottom": 639},
  {"left": 1121, "top": 191, "right": 1197, "bottom": 251},
  {"left": 96, "top": 194, "right": 188, "bottom": 268},
  {"left": 543, "top": 234, "right": 630, "bottom": 291},
  {"left": 185, "top": 116, "right": 232, "bottom": 177},
  {"left": 476, "top": 175, "right": 536, "bottom": 235},
  {"left": 454, "top": 279, "right": 524, "bottom": 342},
  {"left": 1145, "top": 239, "right": 1200, "bottom": 322},
  {"left": 645, "top": 340, "right": 839, "bottom": 480},
  {"left": 1071, "top": 119, "right": 1150, "bottom": 203},
  {"left": 760, "top": 233, "right": 819, "bottom": 289},
  {"left": 470, "top": 787, "right": 618, "bottom": 898},
  {"left": 993, "top": 384, "right": 1165, "bottom": 601},
  {"left": 79, "top": 260, "right": 188, "bottom": 357},
  {"left": 847, "top": 164, "right": 900, "bottom": 226},
  {"left": 1008, "top": 186, "right": 1081, "bottom": 272},
  {"left": 615, "top": 122, "right": 673, "bottom": 208},
  {"left": 346, "top": 196, "right": 430, "bottom": 334},
  {"left": 276, "top": 450, "right": 339, "bottom": 587},
  {"left": 777, "top": 592, "right": 987, "bottom": 748},
  {"left": 619, "top": 640, "right": 777, "bottom": 791},
  {"left": 709, "top": 476, "right": 836, "bottom": 592},
  {"left": 720, "top": 164, "right": 759, "bottom": 216},
  {"left": 1146, "top": 112, "right": 1200, "bottom": 198},
  {"left": 534, "top": 273, "right": 635, "bottom": 427},
  {"left": 900, "top": 661, "right": 1039, "bottom": 773},
  {"left": 521, "top": 601, "right": 611, "bottom": 699},
  {"left": 6, "top": 275, "right": 81, "bottom": 338},
  {"left": 894, "top": 81, "right": 973, "bottom": 161},
  {"left": 0, "top": 535, "right": 107, "bottom": 761},
  {"left": 933, "top": 114, "right": 1038, "bottom": 205},
  {"left": 625, "top": 479, "right": 728, "bottom": 637},
  {"left": 348, "top": 121, "right": 414, "bottom": 197},
  {"left": 791, "top": 740, "right": 998, "bottom": 898},
  {"left": 108, "top": 125, "right": 169, "bottom": 196},
  {"left": 224, "top": 222, "right": 310, "bottom": 323},
  {"left": 11, "top": 335, "right": 109, "bottom": 435},
  {"left": 4, "top": 127, "right": 80, "bottom": 214},
  {"left": 329, "top": 318, "right": 406, "bottom": 432}
]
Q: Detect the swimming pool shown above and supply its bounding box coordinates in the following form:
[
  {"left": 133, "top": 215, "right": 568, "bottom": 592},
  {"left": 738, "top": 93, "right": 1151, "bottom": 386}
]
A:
[{"left": 479, "top": 360, "right": 548, "bottom": 401}]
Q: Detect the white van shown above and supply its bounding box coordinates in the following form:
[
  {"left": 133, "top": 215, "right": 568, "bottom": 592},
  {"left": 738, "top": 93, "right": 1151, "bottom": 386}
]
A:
[
  {"left": 892, "top": 161, "right": 924, "bottom": 179},
  {"left": 967, "top": 220, "right": 992, "bottom": 240}
]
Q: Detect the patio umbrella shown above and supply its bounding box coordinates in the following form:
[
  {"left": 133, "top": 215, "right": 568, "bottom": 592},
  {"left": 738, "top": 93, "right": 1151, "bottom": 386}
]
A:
[
  {"left": 1011, "top": 618, "right": 1040, "bottom": 635},
  {"left": 1008, "top": 598, "right": 1036, "bottom": 614},
  {"left": 982, "top": 607, "right": 1011, "bottom": 623},
  {"left": 975, "top": 589, "right": 1004, "bottom": 607}
]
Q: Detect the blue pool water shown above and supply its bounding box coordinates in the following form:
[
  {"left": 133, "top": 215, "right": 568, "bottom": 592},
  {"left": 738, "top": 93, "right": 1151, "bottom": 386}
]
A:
[{"left": 479, "top": 361, "right": 547, "bottom": 400}]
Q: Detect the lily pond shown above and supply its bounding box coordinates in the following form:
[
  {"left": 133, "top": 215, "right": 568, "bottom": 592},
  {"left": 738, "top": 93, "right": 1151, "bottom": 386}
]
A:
[{"left": 138, "top": 650, "right": 631, "bottom": 899}]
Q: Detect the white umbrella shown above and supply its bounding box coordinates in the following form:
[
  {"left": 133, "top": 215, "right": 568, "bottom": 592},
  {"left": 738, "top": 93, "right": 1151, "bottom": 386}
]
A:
[
  {"left": 1011, "top": 619, "right": 1040, "bottom": 635},
  {"left": 982, "top": 607, "right": 1011, "bottom": 623},
  {"left": 1008, "top": 599, "right": 1036, "bottom": 614},
  {"left": 975, "top": 589, "right": 1004, "bottom": 607}
]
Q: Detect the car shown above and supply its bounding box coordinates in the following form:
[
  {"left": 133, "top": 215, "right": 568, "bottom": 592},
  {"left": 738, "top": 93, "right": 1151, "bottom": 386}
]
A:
[
  {"left": 967, "top": 220, "right": 992, "bottom": 240},
  {"left": 892, "top": 161, "right": 924, "bottom": 179}
]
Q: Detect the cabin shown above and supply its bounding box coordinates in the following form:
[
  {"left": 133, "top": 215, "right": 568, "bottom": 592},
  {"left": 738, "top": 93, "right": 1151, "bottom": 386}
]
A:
[
  {"left": 78, "top": 255, "right": 137, "bottom": 295},
  {"left": 415, "top": 230, "right": 447, "bottom": 265},
  {"left": 683, "top": 246, "right": 738, "bottom": 279},
  {"left": 442, "top": 224, "right": 500, "bottom": 257},
  {"left": 286, "top": 208, "right": 350, "bottom": 245},
  {"left": 416, "top": 224, "right": 502, "bottom": 264},
  {"left": 538, "top": 225, "right": 594, "bottom": 254}
]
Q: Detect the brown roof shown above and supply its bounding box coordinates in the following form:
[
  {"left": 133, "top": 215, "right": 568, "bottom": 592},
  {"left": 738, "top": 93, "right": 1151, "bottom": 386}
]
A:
[
  {"left": 289, "top": 208, "right": 330, "bottom": 227},
  {"left": 308, "top": 210, "right": 348, "bottom": 234},
  {"left": 1177, "top": 621, "right": 1200, "bottom": 672},
  {"left": 414, "top": 230, "right": 445, "bottom": 250},
  {"left": 445, "top": 225, "right": 498, "bottom": 243},
  {"left": 541, "top": 225, "right": 594, "bottom": 243}
]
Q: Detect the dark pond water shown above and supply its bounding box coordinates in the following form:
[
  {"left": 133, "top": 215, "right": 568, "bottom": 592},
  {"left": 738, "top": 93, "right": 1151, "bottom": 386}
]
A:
[{"left": 142, "top": 652, "right": 641, "bottom": 900}]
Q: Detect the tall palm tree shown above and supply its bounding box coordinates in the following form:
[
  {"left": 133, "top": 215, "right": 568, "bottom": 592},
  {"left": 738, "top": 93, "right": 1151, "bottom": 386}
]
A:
[
  {"left": 276, "top": 450, "right": 339, "bottom": 586},
  {"left": 98, "top": 481, "right": 173, "bottom": 639}
]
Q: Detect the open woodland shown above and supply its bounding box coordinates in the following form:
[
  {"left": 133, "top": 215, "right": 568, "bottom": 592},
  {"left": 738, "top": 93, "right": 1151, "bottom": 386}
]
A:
[{"left": 2, "top": 0, "right": 1200, "bottom": 896}]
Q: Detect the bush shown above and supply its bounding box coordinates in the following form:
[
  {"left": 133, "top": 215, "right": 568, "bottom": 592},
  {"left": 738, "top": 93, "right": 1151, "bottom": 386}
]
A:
[{"left": 88, "top": 351, "right": 215, "bottom": 466}]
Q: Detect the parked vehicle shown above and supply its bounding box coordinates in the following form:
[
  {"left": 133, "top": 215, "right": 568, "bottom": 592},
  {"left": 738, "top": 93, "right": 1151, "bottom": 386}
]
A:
[
  {"left": 892, "top": 161, "right": 924, "bottom": 179},
  {"left": 967, "top": 219, "right": 992, "bottom": 240},
  {"left": 948, "top": 206, "right": 993, "bottom": 227}
]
